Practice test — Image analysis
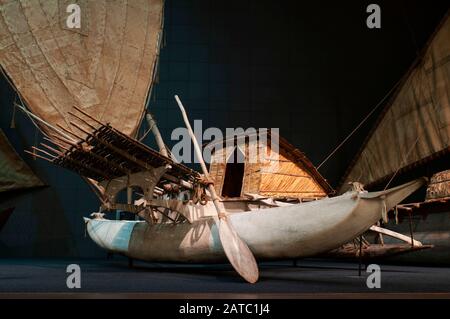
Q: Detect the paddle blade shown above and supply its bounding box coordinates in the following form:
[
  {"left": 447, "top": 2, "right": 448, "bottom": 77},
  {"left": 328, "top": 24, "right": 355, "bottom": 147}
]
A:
[{"left": 219, "top": 218, "right": 259, "bottom": 283}]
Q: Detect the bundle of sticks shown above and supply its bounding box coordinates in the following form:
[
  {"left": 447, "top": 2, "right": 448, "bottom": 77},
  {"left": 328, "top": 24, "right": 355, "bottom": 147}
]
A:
[{"left": 19, "top": 104, "right": 200, "bottom": 191}]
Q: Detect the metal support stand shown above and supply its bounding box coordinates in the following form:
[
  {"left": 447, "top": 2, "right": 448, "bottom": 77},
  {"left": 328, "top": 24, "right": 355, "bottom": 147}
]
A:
[{"left": 358, "top": 235, "right": 363, "bottom": 277}]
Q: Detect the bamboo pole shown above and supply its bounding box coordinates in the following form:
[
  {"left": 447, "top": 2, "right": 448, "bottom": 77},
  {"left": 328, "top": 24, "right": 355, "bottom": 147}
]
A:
[
  {"left": 15, "top": 103, "right": 77, "bottom": 142},
  {"left": 31, "top": 146, "right": 58, "bottom": 159},
  {"left": 57, "top": 123, "right": 84, "bottom": 140},
  {"left": 40, "top": 143, "right": 64, "bottom": 156},
  {"left": 370, "top": 225, "right": 422, "bottom": 247},
  {"left": 162, "top": 173, "right": 193, "bottom": 190},
  {"left": 48, "top": 133, "right": 78, "bottom": 147},
  {"left": 175, "top": 96, "right": 223, "bottom": 215},
  {"left": 43, "top": 137, "right": 71, "bottom": 152},
  {"left": 146, "top": 112, "right": 169, "bottom": 157},
  {"left": 69, "top": 120, "right": 91, "bottom": 136},
  {"left": 73, "top": 105, "right": 105, "bottom": 126},
  {"left": 68, "top": 111, "right": 98, "bottom": 131},
  {"left": 24, "top": 150, "right": 54, "bottom": 162}
]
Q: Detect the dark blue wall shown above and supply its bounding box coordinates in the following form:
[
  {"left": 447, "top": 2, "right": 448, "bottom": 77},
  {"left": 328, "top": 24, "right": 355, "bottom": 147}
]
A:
[{"left": 0, "top": 0, "right": 448, "bottom": 257}]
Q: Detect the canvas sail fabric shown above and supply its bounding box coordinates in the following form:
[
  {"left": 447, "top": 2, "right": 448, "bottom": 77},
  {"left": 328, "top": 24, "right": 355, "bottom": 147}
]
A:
[
  {"left": 0, "top": 0, "right": 164, "bottom": 138},
  {"left": 0, "top": 129, "right": 44, "bottom": 193},
  {"left": 341, "top": 16, "right": 450, "bottom": 190}
]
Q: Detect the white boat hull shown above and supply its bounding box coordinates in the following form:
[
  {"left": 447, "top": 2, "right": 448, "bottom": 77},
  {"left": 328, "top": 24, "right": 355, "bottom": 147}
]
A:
[{"left": 85, "top": 179, "right": 425, "bottom": 263}]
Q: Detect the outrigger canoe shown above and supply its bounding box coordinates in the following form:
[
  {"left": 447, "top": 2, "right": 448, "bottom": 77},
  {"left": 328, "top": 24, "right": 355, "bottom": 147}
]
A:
[{"left": 85, "top": 178, "right": 425, "bottom": 263}]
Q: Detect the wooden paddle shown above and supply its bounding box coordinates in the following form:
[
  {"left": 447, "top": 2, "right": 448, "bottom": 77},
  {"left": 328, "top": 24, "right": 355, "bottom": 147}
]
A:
[{"left": 174, "top": 95, "right": 259, "bottom": 283}]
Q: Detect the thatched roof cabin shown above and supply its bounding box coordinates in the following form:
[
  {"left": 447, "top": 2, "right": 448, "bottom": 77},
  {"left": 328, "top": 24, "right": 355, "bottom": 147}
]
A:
[{"left": 206, "top": 129, "right": 333, "bottom": 200}]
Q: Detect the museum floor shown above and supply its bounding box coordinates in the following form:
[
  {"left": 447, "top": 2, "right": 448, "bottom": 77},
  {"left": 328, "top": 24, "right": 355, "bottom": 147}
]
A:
[{"left": 1, "top": 258, "right": 450, "bottom": 298}]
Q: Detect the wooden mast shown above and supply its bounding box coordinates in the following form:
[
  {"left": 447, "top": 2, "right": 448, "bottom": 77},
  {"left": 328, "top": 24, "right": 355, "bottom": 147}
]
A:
[{"left": 146, "top": 113, "right": 169, "bottom": 157}]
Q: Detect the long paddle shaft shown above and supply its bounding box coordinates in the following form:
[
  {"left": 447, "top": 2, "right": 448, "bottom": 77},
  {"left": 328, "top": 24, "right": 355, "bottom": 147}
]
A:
[
  {"left": 174, "top": 95, "right": 259, "bottom": 283},
  {"left": 174, "top": 96, "right": 224, "bottom": 216}
]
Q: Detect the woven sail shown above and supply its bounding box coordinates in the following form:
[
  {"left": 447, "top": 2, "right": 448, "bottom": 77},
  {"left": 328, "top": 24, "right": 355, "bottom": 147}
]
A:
[
  {"left": 341, "top": 15, "right": 450, "bottom": 190},
  {"left": 0, "top": 0, "right": 164, "bottom": 138}
]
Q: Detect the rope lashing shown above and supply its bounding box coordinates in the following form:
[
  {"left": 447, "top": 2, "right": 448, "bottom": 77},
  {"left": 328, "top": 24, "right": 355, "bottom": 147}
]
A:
[
  {"left": 218, "top": 212, "right": 227, "bottom": 219},
  {"left": 192, "top": 181, "right": 208, "bottom": 205}
]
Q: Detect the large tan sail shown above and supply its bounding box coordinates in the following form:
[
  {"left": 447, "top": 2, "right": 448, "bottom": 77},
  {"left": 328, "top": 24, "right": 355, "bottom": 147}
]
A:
[
  {"left": 341, "top": 15, "right": 450, "bottom": 190},
  {"left": 0, "top": 0, "right": 164, "bottom": 138}
]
